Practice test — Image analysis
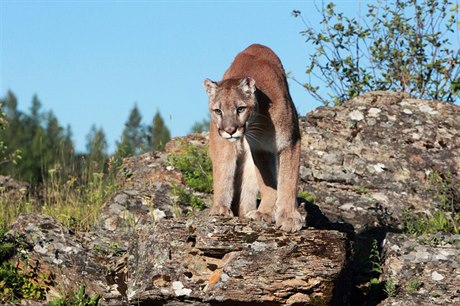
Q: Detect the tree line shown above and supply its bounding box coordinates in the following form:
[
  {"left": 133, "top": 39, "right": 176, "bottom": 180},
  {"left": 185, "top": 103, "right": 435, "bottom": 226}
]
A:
[{"left": 0, "top": 90, "right": 171, "bottom": 185}]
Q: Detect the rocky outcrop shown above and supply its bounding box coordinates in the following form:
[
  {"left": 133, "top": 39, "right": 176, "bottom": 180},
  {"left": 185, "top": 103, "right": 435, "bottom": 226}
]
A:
[
  {"left": 128, "top": 215, "right": 348, "bottom": 305},
  {"left": 4, "top": 92, "right": 460, "bottom": 305},
  {"left": 8, "top": 210, "right": 348, "bottom": 305},
  {"left": 379, "top": 233, "right": 460, "bottom": 305},
  {"left": 299, "top": 91, "right": 460, "bottom": 232}
]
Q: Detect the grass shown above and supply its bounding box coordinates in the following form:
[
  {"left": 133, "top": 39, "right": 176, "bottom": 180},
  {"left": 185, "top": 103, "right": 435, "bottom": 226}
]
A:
[
  {"left": 49, "top": 285, "right": 101, "bottom": 306},
  {"left": 402, "top": 170, "right": 460, "bottom": 236},
  {"left": 1, "top": 168, "right": 116, "bottom": 233},
  {"left": 383, "top": 278, "right": 396, "bottom": 297},
  {"left": 406, "top": 277, "right": 422, "bottom": 294}
]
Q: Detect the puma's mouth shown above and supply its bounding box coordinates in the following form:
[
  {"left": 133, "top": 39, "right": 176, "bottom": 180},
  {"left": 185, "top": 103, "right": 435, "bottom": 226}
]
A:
[{"left": 221, "top": 129, "right": 243, "bottom": 142}]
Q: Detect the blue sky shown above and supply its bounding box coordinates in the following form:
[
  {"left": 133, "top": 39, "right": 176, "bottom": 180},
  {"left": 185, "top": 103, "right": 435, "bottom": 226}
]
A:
[{"left": 2, "top": 1, "right": 456, "bottom": 153}]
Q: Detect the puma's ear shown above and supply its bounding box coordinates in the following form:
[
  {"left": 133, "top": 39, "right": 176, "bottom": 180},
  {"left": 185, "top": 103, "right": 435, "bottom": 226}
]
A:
[
  {"left": 203, "top": 79, "right": 218, "bottom": 98},
  {"left": 239, "top": 77, "right": 256, "bottom": 96}
]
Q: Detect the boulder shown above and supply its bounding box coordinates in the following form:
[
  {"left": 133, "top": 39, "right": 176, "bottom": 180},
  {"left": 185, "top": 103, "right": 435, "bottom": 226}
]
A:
[
  {"left": 128, "top": 215, "right": 349, "bottom": 305},
  {"left": 299, "top": 91, "right": 460, "bottom": 232},
  {"left": 380, "top": 233, "right": 460, "bottom": 305},
  {"left": 0, "top": 175, "right": 29, "bottom": 201}
]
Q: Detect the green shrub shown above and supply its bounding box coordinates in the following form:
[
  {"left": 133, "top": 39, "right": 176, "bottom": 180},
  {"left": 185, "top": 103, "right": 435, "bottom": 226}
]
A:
[
  {"left": 0, "top": 261, "right": 51, "bottom": 302},
  {"left": 293, "top": 0, "right": 460, "bottom": 105},
  {"left": 168, "top": 143, "right": 213, "bottom": 193},
  {"left": 171, "top": 184, "right": 207, "bottom": 214}
]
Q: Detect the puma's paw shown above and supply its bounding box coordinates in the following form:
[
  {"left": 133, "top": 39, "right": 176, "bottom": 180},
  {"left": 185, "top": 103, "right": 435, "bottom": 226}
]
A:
[
  {"left": 275, "top": 209, "right": 304, "bottom": 233},
  {"left": 245, "top": 210, "right": 274, "bottom": 223},
  {"left": 209, "top": 205, "right": 234, "bottom": 217}
]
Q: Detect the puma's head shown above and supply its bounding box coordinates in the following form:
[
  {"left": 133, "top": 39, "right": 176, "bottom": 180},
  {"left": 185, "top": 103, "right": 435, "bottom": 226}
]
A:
[{"left": 204, "top": 77, "right": 257, "bottom": 142}]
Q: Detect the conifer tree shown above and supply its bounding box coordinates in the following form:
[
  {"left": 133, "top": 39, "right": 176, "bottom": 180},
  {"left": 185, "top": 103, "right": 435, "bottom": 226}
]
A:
[
  {"left": 115, "top": 103, "right": 145, "bottom": 159},
  {"left": 149, "top": 110, "right": 170, "bottom": 152},
  {"left": 0, "top": 92, "right": 75, "bottom": 184},
  {"left": 0, "top": 91, "right": 23, "bottom": 178},
  {"left": 190, "top": 117, "right": 210, "bottom": 134},
  {"left": 86, "top": 125, "right": 108, "bottom": 175}
]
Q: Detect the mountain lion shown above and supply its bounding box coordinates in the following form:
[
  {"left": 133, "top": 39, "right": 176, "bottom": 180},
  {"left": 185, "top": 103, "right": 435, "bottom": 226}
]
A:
[{"left": 203, "top": 44, "right": 303, "bottom": 232}]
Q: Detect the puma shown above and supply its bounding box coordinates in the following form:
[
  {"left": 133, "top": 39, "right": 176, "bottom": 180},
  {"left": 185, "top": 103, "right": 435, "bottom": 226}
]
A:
[{"left": 203, "top": 44, "right": 303, "bottom": 232}]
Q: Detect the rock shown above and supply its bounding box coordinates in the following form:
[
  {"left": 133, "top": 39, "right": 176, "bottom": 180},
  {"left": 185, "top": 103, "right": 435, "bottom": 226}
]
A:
[
  {"left": 6, "top": 212, "right": 349, "bottom": 305},
  {"left": 379, "top": 233, "right": 460, "bottom": 305},
  {"left": 0, "top": 175, "right": 29, "bottom": 201},
  {"left": 127, "top": 215, "right": 349, "bottom": 305},
  {"left": 5, "top": 91, "right": 460, "bottom": 305},
  {"left": 299, "top": 91, "right": 460, "bottom": 232},
  {"left": 6, "top": 214, "right": 115, "bottom": 302}
]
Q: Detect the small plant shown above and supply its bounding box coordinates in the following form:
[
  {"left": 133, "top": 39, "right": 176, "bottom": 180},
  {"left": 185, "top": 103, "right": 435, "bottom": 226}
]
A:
[
  {"left": 428, "top": 171, "right": 459, "bottom": 213},
  {"left": 352, "top": 185, "right": 369, "bottom": 195},
  {"left": 49, "top": 285, "right": 101, "bottom": 306},
  {"left": 0, "top": 230, "right": 53, "bottom": 303},
  {"left": 168, "top": 143, "right": 213, "bottom": 193},
  {"left": 384, "top": 278, "right": 397, "bottom": 297},
  {"left": 368, "top": 239, "right": 382, "bottom": 286},
  {"left": 297, "top": 190, "right": 316, "bottom": 203},
  {"left": 0, "top": 260, "right": 52, "bottom": 302},
  {"left": 404, "top": 209, "right": 459, "bottom": 235},
  {"left": 406, "top": 277, "right": 423, "bottom": 293},
  {"left": 403, "top": 170, "right": 460, "bottom": 236},
  {"left": 171, "top": 184, "right": 207, "bottom": 214}
]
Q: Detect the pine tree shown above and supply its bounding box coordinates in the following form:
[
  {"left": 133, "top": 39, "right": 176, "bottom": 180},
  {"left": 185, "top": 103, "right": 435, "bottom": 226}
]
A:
[
  {"left": 190, "top": 117, "right": 210, "bottom": 134},
  {"left": 21, "top": 95, "right": 44, "bottom": 183},
  {"left": 149, "top": 110, "right": 170, "bottom": 152},
  {"left": 85, "top": 125, "right": 108, "bottom": 175},
  {"left": 0, "top": 91, "right": 76, "bottom": 184},
  {"left": 115, "top": 103, "right": 145, "bottom": 159},
  {"left": 0, "top": 91, "right": 24, "bottom": 178}
]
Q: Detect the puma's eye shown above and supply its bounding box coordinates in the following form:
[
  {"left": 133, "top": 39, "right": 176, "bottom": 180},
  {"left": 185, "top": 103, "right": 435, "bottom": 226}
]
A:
[
  {"left": 213, "top": 109, "right": 222, "bottom": 116},
  {"left": 236, "top": 106, "right": 246, "bottom": 114}
]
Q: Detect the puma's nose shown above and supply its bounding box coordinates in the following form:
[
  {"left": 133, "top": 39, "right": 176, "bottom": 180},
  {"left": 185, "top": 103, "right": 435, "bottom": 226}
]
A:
[{"left": 225, "top": 127, "right": 236, "bottom": 135}]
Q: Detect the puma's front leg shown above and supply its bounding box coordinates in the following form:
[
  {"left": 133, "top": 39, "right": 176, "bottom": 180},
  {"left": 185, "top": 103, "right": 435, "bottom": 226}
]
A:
[
  {"left": 209, "top": 138, "right": 237, "bottom": 217},
  {"left": 275, "top": 139, "right": 303, "bottom": 232}
]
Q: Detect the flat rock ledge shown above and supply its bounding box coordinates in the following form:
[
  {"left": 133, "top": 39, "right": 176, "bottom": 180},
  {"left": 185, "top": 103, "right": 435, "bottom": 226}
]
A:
[
  {"left": 128, "top": 215, "right": 349, "bottom": 305},
  {"left": 8, "top": 213, "right": 349, "bottom": 305}
]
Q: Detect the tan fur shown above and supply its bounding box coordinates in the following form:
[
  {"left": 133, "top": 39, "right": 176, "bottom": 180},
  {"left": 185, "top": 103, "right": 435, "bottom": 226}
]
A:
[{"left": 203, "top": 44, "right": 303, "bottom": 232}]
